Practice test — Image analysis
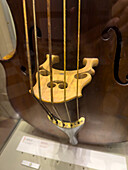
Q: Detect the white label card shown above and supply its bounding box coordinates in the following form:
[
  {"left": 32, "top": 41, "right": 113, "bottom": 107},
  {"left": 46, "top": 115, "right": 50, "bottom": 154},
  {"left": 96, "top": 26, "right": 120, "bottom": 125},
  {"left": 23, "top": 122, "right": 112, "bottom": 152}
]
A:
[{"left": 17, "top": 136, "right": 127, "bottom": 170}]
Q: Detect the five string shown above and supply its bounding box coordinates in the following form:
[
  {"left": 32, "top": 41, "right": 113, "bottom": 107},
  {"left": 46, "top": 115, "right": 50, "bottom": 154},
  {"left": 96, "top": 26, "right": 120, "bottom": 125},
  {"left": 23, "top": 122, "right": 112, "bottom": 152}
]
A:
[{"left": 23, "top": 0, "right": 81, "bottom": 124}]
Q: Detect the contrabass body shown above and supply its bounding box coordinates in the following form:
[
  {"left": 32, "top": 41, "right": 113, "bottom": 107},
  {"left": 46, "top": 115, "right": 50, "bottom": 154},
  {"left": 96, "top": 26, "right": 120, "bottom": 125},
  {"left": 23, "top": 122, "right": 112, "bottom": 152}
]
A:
[{"left": 1, "top": 0, "right": 128, "bottom": 145}]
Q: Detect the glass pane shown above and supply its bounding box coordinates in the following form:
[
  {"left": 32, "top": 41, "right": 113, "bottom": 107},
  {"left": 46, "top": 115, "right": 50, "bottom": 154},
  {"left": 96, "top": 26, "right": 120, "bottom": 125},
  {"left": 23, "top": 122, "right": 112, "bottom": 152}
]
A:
[{"left": 0, "top": 0, "right": 19, "bottom": 150}]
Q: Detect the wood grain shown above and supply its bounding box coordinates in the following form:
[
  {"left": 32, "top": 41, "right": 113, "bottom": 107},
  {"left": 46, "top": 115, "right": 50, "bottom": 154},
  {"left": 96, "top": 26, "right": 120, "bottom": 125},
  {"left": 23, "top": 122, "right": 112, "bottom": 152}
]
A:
[{"left": 1, "top": 0, "right": 128, "bottom": 145}]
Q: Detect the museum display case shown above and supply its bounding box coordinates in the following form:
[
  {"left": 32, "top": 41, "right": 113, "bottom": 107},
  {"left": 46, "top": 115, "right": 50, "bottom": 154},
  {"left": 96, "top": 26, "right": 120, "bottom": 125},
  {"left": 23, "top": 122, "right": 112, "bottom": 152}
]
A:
[
  {"left": 0, "top": 0, "right": 20, "bottom": 151},
  {"left": 0, "top": 0, "right": 128, "bottom": 169}
]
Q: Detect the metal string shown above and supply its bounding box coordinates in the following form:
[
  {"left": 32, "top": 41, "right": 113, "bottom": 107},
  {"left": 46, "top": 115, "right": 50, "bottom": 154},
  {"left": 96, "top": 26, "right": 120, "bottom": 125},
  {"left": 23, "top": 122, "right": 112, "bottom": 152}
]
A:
[
  {"left": 47, "top": 0, "right": 63, "bottom": 122},
  {"left": 23, "top": 0, "right": 60, "bottom": 120},
  {"left": 23, "top": 0, "right": 71, "bottom": 123},
  {"left": 32, "top": 0, "right": 41, "bottom": 102},
  {"left": 63, "top": 0, "right": 71, "bottom": 122},
  {"left": 47, "top": 0, "right": 53, "bottom": 103},
  {"left": 76, "top": 0, "right": 81, "bottom": 120},
  {"left": 23, "top": 0, "right": 33, "bottom": 93}
]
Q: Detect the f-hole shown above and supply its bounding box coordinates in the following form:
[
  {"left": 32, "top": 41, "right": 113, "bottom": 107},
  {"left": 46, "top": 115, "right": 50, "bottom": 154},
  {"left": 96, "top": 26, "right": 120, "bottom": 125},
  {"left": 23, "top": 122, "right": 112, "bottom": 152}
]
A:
[
  {"left": 28, "top": 26, "right": 42, "bottom": 74},
  {"left": 102, "top": 26, "right": 128, "bottom": 85}
]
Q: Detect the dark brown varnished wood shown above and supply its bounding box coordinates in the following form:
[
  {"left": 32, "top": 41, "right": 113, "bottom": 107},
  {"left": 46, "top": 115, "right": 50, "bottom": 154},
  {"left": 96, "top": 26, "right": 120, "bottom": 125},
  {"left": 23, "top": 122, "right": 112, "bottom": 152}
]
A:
[{"left": 1, "top": 0, "right": 128, "bottom": 145}]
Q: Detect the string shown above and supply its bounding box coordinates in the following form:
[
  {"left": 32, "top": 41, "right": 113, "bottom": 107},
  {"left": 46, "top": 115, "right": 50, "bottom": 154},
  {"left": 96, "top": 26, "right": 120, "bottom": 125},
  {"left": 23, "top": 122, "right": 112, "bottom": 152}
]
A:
[
  {"left": 63, "top": 0, "right": 71, "bottom": 122},
  {"left": 23, "top": 0, "right": 60, "bottom": 121},
  {"left": 32, "top": 0, "right": 41, "bottom": 102},
  {"left": 47, "top": 0, "right": 53, "bottom": 103},
  {"left": 23, "top": 0, "right": 33, "bottom": 93},
  {"left": 47, "top": 0, "right": 63, "bottom": 122},
  {"left": 76, "top": 0, "right": 81, "bottom": 120}
]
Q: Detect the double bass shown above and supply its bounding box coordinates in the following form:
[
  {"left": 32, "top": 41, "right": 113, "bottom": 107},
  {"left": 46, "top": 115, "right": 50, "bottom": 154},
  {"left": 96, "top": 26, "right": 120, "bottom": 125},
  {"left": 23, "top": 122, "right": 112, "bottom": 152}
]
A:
[{"left": 1, "top": 0, "right": 128, "bottom": 145}]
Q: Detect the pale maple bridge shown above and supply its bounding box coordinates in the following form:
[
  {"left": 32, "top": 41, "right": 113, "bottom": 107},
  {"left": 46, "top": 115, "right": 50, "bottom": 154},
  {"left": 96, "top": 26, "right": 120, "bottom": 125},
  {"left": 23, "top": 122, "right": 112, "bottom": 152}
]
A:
[{"left": 31, "top": 54, "right": 99, "bottom": 103}]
